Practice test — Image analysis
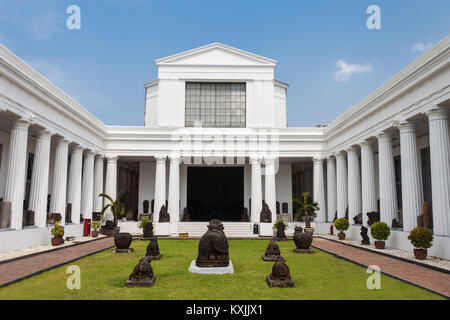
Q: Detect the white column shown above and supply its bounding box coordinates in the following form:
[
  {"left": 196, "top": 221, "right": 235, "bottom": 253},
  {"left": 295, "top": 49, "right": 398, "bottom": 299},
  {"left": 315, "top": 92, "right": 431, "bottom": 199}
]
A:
[
  {"left": 168, "top": 155, "right": 180, "bottom": 234},
  {"left": 251, "top": 157, "right": 263, "bottom": 223},
  {"left": 399, "top": 122, "right": 423, "bottom": 231},
  {"left": 360, "top": 140, "right": 378, "bottom": 226},
  {"left": 377, "top": 133, "right": 398, "bottom": 225},
  {"left": 336, "top": 151, "right": 348, "bottom": 218},
  {"left": 67, "top": 146, "right": 83, "bottom": 224},
  {"left": 81, "top": 151, "right": 95, "bottom": 220},
  {"left": 347, "top": 146, "right": 362, "bottom": 222},
  {"left": 4, "top": 119, "right": 30, "bottom": 229},
  {"left": 50, "top": 138, "right": 69, "bottom": 224},
  {"left": 93, "top": 155, "right": 104, "bottom": 212},
  {"left": 326, "top": 156, "right": 337, "bottom": 222},
  {"left": 313, "top": 158, "right": 326, "bottom": 222},
  {"left": 154, "top": 156, "right": 167, "bottom": 222},
  {"left": 426, "top": 109, "right": 450, "bottom": 236},
  {"left": 104, "top": 156, "right": 118, "bottom": 220},
  {"left": 28, "top": 130, "right": 52, "bottom": 228},
  {"left": 264, "top": 157, "right": 277, "bottom": 224}
]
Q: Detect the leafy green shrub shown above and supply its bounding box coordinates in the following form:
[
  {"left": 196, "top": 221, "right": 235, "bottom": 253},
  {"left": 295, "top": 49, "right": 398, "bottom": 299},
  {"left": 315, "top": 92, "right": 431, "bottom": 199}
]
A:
[
  {"left": 273, "top": 219, "right": 288, "bottom": 230},
  {"left": 334, "top": 218, "right": 349, "bottom": 232},
  {"left": 90, "top": 220, "right": 100, "bottom": 231},
  {"left": 293, "top": 192, "right": 319, "bottom": 221},
  {"left": 408, "top": 227, "right": 433, "bottom": 249},
  {"left": 139, "top": 219, "right": 153, "bottom": 229},
  {"left": 370, "top": 222, "right": 390, "bottom": 241},
  {"left": 51, "top": 221, "right": 64, "bottom": 238}
]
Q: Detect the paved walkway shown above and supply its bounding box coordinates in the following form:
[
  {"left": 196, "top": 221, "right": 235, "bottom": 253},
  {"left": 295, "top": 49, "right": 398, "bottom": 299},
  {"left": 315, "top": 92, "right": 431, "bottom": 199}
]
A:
[
  {"left": 312, "top": 237, "right": 450, "bottom": 298},
  {"left": 0, "top": 237, "right": 114, "bottom": 288}
]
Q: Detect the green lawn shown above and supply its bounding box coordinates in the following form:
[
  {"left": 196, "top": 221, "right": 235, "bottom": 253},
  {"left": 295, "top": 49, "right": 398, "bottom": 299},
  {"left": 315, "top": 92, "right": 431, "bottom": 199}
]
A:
[{"left": 0, "top": 240, "right": 443, "bottom": 300}]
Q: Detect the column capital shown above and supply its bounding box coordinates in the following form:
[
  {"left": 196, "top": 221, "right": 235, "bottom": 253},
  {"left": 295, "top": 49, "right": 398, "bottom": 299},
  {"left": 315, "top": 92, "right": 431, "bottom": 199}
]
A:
[
  {"left": 376, "top": 132, "right": 392, "bottom": 142},
  {"left": 426, "top": 108, "right": 449, "bottom": 121},
  {"left": 360, "top": 139, "right": 376, "bottom": 149},
  {"left": 169, "top": 155, "right": 181, "bottom": 163},
  {"left": 398, "top": 121, "right": 417, "bottom": 134},
  {"left": 313, "top": 157, "right": 324, "bottom": 164},
  {"left": 335, "top": 151, "right": 346, "bottom": 159},
  {"left": 250, "top": 156, "right": 262, "bottom": 165},
  {"left": 55, "top": 137, "right": 70, "bottom": 147},
  {"left": 36, "top": 129, "right": 54, "bottom": 140},
  {"left": 345, "top": 146, "right": 359, "bottom": 154},
  {"left": 155, "top": 155, "right": 167, "bottom": 163},
  {"left": 106, "top": 156, "right": 118, "bottom": 163},
  {"left": 263, "top": 156, "right": 277, "bottom": 165},
  {"left": 10, "top": 118, "right": 30, "bottom": 130}
]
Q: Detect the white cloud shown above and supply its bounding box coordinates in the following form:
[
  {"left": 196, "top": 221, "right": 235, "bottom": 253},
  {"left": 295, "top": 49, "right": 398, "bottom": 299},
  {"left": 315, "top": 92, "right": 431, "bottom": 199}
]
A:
[
  {"left": 333, "top": 59, "right": 373, "bottom": 82},
  {"left": 411, "top": 42, "right": 433, "bottom": 53}
]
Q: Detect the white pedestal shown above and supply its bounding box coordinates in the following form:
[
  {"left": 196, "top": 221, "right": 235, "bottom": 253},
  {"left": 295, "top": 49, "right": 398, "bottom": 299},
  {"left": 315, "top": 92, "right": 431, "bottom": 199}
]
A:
[
  {"left": 259, "top": 223, "right": 274, "bottom": 237},
  {"left": 188, "top": 260, "right": 234, "bottom": 274},
  {"left": 155, "top": 222, "right": 170, "bottom": 236}
]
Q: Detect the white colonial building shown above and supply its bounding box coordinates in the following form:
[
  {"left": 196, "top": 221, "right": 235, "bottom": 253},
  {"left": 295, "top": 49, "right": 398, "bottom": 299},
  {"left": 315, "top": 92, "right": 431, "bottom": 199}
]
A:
[{"left": 0, "top": 39, "right": 449, "bottom": 259}]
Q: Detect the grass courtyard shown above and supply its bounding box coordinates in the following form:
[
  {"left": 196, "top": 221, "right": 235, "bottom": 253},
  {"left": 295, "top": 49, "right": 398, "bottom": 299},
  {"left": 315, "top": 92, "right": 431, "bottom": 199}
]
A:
[{"left": 0, "top": 239, "right": 443, "bottom": 300}]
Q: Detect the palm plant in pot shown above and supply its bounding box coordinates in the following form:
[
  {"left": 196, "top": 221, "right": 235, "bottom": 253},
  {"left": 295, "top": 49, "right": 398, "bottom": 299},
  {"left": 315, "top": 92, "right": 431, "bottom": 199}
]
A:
[
  {"left": 408, "top": 227, "right": 433, "bottom": 260},
  {"left": 334, "top": 218, "right": 349, "bottom": 240},
  {"left": 139, "top": 219, "right": 153, "bottom": 238},
  {"left": 90, "top": 220, "right": 100, "bottom": 238},
  {"left": 293, "top": 192, "right": 318, "bottom": 233},
  {"left": 370, "top": 221, "right": 390, "bottom": 249},
  {"left": 51, "top": 221, "right": 64, "bottom": 246},
  {"left": 98, "top": 192, "right": 125, "bottom": 227}
]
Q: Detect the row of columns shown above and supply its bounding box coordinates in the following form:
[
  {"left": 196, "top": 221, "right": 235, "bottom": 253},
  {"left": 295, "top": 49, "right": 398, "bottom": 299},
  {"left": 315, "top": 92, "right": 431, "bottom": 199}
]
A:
[
  {"left": 3, "top": 119, "right": 106, "bottom": 229},
  {"left": 320, "top": 108, "right": 450, "bottom": 236}
]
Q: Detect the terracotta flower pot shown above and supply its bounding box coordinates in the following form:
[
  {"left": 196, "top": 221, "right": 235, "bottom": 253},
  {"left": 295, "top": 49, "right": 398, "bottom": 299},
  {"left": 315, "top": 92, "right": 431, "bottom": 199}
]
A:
[
  {"left": 413, "top": 248, "right": 427, "bottom": 260},
  {"left": 374, "top": 241, "right": 385, "bottom": 249},
  {"left": 338, "top": 232, "right": 346, "bottom": 240},
  {"left": 91, "top": 230, "right": 99, "bottom": 238},
  {"left": 51, "top": 237, "right": 62, "bottom": 246}
]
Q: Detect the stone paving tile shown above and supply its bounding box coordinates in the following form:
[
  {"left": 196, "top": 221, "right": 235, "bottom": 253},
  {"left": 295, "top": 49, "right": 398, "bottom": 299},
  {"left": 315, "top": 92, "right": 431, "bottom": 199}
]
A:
[
  {"left": 312, "top": 238, "right": 450, "bottom": 298},
  {"left": 0, "top": 237, "right": 114, "bottom": 287}
]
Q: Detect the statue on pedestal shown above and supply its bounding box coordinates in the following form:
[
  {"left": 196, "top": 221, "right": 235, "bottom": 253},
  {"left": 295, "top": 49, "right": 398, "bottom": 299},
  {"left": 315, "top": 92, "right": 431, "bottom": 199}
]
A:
[
  {"left": 260, "top": 202, "right": 272, "bottom": 223},
  {"left": 158, "top": 204, "right": 170, "bottom": 222},
  {"left": 266, "top": 256, "right": 294, "bottom": 288},
  {"left": 360, "top": 226, "right": 370, "bottom": 245},
  {"left": 262, "top": 239, "right": 281, "bottom": 261},
  {"left": 196, "top": 219, "right": 229, "bottom": 267},
  {"left": 146, "top": 238, "right": 162, "bottom": 260},
  {"left": 125, "top": 256, "right": 156, "bottom": 287},
  {"left": 293, "top": 226, "right": 314, "bottom": 254}
]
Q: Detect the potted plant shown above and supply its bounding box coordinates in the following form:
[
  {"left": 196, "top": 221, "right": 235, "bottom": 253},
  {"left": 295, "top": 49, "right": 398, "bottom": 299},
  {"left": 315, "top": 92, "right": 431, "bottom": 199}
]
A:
[
  {"left": 273, "top": 219, "right": 288, "bottom": 238},
  {"left": 370, "top": 221, "right": 390, "bottom": 249},
  {"left": 139, "top": 219, "right": 153, "bottom": 238},
  {"left": 293, "top": 192, "right": 318, "bottom": 233},
  {"left": 98, "top": 192, "right": 125, "bottom": 227},
  {"left": 51, "top": 221, "right": 64, "bottom": 246},
  {"left": 90, "top": 220, "right": 100, "bottom": 238},
  {"left": 334, "top": 218, "right": 349, "bottom": 240},
  {"left": 408, "top": 227, "right": 433, "bottom": 260},
  {"left": 120, "top": 204, "right": 127, "bottom": 222}
]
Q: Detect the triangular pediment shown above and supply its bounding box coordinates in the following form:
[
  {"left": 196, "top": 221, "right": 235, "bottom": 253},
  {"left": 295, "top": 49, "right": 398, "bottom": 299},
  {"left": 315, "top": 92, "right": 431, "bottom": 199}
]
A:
[{"left": 155, "top": 43, "right": 277, "bottom": 66}]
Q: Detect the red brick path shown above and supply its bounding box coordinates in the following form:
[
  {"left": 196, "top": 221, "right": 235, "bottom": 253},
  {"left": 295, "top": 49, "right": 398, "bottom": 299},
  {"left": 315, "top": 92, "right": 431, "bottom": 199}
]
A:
[
  {"left": 312, "top": 237, "right": 450, "bottom": 298},
  {"left": 0, "top": 237, "right": 114, "bottom": 287}
]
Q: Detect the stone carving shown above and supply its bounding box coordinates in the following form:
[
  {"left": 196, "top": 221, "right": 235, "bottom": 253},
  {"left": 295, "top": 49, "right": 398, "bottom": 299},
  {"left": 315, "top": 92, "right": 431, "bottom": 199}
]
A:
[
  {"left": 112, "top": 232, "right": 134, "bottom": 253},
  {"left": 146, "top": 238, "right": 162, "bottom": 260},
  {"left": 196, "top": 219, "right": 230, "bottom": 268},
  {"left": 126, "top": 210, "right": 134, "bottom": 221},
  {"left": 262, "top": 239, "right": 281, "bottom": 261},
  {"left": 240, "top": 207, "right": 250, "bottom": 222},
  {"left": 158, "top": 205, "right": 170, "bottom": 222},
  {"left": 392, "top": 218, "right": 402, "bottom": 229},
  {"left": 125, "top": 256, "right": 156, "bottom": 287},
  {"left": 367, "top": 211, "right": 380, "bottom": 226},
  {"left": 143, "top": 200, "right": 149, "bottom": 214},
  {"left": 276, "top": 201, "right": 280, "bottom": 215},
  {"left": 276, "top": 223, "right": 286, "bottom": 239},
  {"left": 47, "top": 213, "right": 62, "bottom": 225},
  {"left": 282, "top": 202, "right": 288, "bottom": 214},
  {"left": 260, "top": 202, "right": 272, "bottom": 223},
  {"left": 360, "top": 226, "right": 370, "bottom": 245},
  {"left": 353, "top": 213, "right": 362, "bottom": 225},
  {"left": 280, "top": 213, "right": 291, "bottom": 222},
  {"left": 22, "top": 210, "right": 35, "bottom": 227},
  {"left": 293, "top": 226, "right": 314, "bottom": 254},
  {"left": 182, "top": 207, "right": 190, "bottom": 222},
  {"left": 266, "top": 256, "right": 294, "bottom": 288}
]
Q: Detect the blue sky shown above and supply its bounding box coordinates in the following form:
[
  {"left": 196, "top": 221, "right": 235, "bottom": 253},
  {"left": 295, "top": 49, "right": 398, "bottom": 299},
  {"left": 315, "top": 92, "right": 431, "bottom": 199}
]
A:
[{"left": 0, "top": 0, "right": 449, "bottom": 126}]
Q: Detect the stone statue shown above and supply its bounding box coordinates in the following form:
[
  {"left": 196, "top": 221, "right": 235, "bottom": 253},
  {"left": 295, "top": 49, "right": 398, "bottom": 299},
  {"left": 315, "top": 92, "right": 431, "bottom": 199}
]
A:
[
  {"left": 125, "top": 256, "right": 156, "bottom": 287},
  {"left": 353, "top": 213, "right": 362, "bottom": 225},
  {"left": 266, "top": 256, "right": 294, "bottom": 288},
  {"left": 100, "top": 220, "right": 120, "bottom": 236},
  {"left": 143, "top": 200, "right": 149, "bottom": 214},
  {"left": 182, "top": 207, "right": 190, "bottom": 222},
  {"left": 196, "top": 219, "right": 230, "bottom": 267},
  {"left": 158, "top": 204, "right": 170, "bottom": 222},
  {"left": 145, "top": 238, "right": 162, "bottom": 260},
  {"left": 262, "top": 239, "right": 281, "bottom": 261},
  {"left": 360, "top": 226, "right": 370, "bottom": 245},
  {"left": 293, "top": 226, "right": 314, "bottom": 253},
  {"left": 260, "top": 202, "right": 272, "bottom": 223},
  {"left": 276, "top": 223, "right": 286, "bottom": 239},
  {"left": 367, "top": 211, "right": 380, "bottom": 226},
  {"left": 392, "top": 218, "right": 402, "bottom": 229}
]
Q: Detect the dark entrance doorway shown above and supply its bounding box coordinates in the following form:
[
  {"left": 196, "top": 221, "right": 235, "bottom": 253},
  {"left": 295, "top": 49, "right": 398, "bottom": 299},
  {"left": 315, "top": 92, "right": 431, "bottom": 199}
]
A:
[{"left": 187, "top": 167, "right": 244, "bottom": 221}]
